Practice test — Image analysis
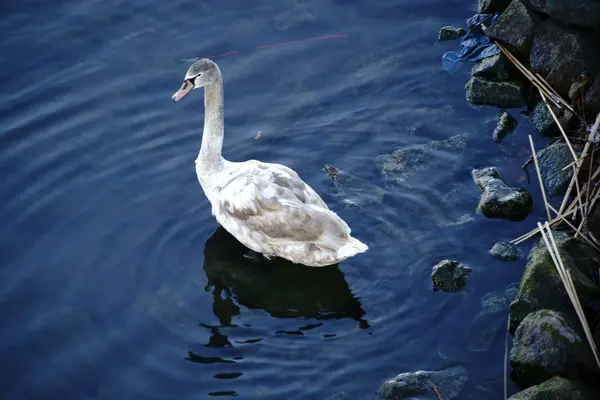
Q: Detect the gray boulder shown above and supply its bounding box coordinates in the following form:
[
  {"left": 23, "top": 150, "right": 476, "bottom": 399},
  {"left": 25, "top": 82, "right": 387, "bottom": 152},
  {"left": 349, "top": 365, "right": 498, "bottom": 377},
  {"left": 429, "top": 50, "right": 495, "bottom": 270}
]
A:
[
  {"left": 471, "top": 53, "right": 517, "bottom": 81},
  {"left": 478, "top": 0, "right": 511, "bottom": 13},
  {"left": 484, "top": 0, "right": 539, "bottom": 59},
  {"left": 322, "top": 164, "right": 385, "bottom": 208},
  {"left": 527, "top": 0, "right": 600, "bottom": 35},
  {"left": 438, "top": 26, "right": 466, "bottom": 41},
  {"left": 465, "top": 76, "right": 526, "bottom": 108},
  {"left": 472, "top": 167, "right": 532, "bottom": 221},
  {"left": 509, "top": 230, "right": 600, "bottom": 333},
  {"left": 379, "top": 366, "right": 469, "bottom": 400},
  {"left": 508, "top": 376, "right": 599, "bottom": 399},
  {"left": 530, "top": 101, "right": 560, "bottom": 137},
  {"left": 530, "top": 20, "right": 600, "bottom": 97},
  {"left": 510, "top": 310, "right": 597, "bottom": 387},
  {"left": 490, "top": 242, "right": 522, "bottom": 261},
  {"left": 536, "top": 142, "right": 575, "bottom": 196},
  {"left": 431, "top": 260, "right": 472, "bottom": 292},
  {"left": 493, "top": 109, "right": 517, "bottom": 143}
]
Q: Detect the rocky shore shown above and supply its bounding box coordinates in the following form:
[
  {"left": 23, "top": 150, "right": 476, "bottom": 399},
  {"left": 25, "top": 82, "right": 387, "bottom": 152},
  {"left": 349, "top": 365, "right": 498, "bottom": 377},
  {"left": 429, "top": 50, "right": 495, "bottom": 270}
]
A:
[{"left": 378, "top": 1, "right": 600, "bottom": 399}]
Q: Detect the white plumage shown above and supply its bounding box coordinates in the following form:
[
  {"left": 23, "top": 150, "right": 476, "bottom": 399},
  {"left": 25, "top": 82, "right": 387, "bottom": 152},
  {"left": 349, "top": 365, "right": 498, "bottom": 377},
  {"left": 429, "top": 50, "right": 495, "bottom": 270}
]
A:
[{"left": 172, "top": 59, "right": 368, "bottom": 267}]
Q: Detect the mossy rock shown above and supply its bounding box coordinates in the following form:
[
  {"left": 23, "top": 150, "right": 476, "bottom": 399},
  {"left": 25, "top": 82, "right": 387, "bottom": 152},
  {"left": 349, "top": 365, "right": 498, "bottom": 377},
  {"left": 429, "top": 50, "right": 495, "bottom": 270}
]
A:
[
  {"left": 508, "top": 376, "right": 599, "bottom": 399},
  {"left": 510, "top": 309, "right": 597, "bottom": 388},
  {"left": 509, "top": 231, "right": 600, "bottom": 333}
]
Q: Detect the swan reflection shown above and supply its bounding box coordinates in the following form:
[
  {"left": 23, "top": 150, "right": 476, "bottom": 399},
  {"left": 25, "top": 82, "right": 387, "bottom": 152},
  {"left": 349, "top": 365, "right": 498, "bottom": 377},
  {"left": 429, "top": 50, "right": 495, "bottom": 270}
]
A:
[{"left": 202, "top": 227, "right": 368, "bottom": 328}]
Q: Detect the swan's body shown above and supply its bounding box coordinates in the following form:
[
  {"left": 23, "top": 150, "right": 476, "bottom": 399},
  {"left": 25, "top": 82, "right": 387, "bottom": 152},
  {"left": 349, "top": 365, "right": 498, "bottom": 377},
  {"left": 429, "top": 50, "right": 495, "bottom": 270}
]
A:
[{"left": 172, "top": 59, "right": 368, "bottom": 267}]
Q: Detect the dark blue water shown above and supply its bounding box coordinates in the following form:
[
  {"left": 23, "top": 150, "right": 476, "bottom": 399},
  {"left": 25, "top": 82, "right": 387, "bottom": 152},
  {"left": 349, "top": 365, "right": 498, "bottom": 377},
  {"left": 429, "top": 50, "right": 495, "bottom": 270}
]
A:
[{"left": 0, "top": 0, "right": 550, "bottom": 398}]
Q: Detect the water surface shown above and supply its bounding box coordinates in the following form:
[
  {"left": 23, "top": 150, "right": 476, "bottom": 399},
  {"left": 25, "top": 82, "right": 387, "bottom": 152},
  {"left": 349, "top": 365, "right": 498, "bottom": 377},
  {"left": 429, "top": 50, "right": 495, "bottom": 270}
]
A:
[{"left": 0, "top": 0, "right": 549, "bottom": 398}]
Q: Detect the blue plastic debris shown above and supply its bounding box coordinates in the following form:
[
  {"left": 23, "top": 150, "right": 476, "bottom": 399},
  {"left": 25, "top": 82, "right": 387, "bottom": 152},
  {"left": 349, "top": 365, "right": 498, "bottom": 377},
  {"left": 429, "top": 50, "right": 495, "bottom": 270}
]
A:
[{"left": 441, "top": 13, "right": 500, "bottom": 74}]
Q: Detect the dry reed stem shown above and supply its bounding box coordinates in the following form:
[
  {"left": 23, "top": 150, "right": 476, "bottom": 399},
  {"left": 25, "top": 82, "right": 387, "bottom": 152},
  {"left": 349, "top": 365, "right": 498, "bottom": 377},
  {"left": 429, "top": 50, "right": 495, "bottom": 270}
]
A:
[
  {"left": 494, "top": 41, "right": 563, "bottom": 109},
  {"left": 511, "top": 207, "right": 578, "bottom": 244},
  {"left": 547, "top": 203, "right": 600, "bottom": 252},
  {"left": 538, "top": 222, "right": 600, "bottom": 371},
  {"left": 540, "top": 90, "right": 586, "bottom": 224},
  {"left": 433, "top": 386, "right": 443, "bottom": 400},
  {"left": 529, "top": 135, "right": 552, "bottom": 221},
  {"left": 535, "top": 72, "right": 574, "bottom": 113}
]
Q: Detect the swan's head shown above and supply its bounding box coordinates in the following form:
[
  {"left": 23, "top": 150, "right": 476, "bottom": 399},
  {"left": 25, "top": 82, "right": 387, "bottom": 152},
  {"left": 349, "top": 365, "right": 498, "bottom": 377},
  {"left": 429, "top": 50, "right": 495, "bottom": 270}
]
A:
[{"left": 172, "top": 58, "right": 220, "bottom": 103}]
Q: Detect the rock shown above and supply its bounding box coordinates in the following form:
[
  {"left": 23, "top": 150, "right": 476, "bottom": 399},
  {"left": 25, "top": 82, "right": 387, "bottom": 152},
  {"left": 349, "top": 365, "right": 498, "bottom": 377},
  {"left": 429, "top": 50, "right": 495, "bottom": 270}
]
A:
[
  {"left": 530, "top": 20, "right": 600, "bottom": 97},
  {"left": 478, "top": 0, "right": 511, "bottom": 13},
  {"left": 509, "top": 230, "right": 600, "bottom": 333},
  {"left": 527, "top": 0, "right": 600, "bottom": 36},
  {"left": 465, "top": 76, "right": 526, "bottom": 108},
  {"left": 484, "top": 0, "right": 539, "bottom": 59},
  {"left": 490, "top": 242, "right": 522, "bottom": 261},
  {"left": 583, "top": 74, "right": 600, "bottom": 117},
  {"left": 536, "top": 142, "right": 574, "bottom": 196},
  {"left": 472, "top": 53, "right": 516, "bottom": 82},
  {"left": 431, "top": 260, "right": 472, "bottom": 292},
  {"left": 323, "top": 164, "right": 385, "bottom": 208},
  {"left": 530, "top": 101, "right": 559, "bottom": 136},
  {"left": 379, "top": 366, "right": 469, "bottom": 400},
  {"left": 510, "top": 310, "right": 597, "bottom": 388},
  {"left": 438, "top": 26, "right": 466, "bottom": 41},
  {"left": 493, "top": 109, "right": 517, "bottom": 143},
  {"left": 508, "top": 376, "right": 599, "bottom": 400},
  {"left": 468, "top": 287, "right": 516, "bottom": 352},
  {"left": 375, "top": 135, "right": 467, "bottom": 185},
  {"left": 472, "top": 167, "right": 532, "bottom": 221}
]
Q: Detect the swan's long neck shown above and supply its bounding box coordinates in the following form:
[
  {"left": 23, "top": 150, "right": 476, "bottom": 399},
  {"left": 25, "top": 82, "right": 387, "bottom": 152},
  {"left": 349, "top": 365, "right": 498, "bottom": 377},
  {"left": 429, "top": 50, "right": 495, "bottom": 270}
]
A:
[{"left": 197, "top": 73, "right": 225, "bottom": 171}]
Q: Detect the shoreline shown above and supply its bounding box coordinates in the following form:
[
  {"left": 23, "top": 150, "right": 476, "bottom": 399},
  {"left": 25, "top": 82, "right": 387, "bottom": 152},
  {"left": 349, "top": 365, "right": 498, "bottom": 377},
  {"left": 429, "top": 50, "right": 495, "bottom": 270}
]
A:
[{"left": 440, "top": 0, "right": 600, "bottom": 398}]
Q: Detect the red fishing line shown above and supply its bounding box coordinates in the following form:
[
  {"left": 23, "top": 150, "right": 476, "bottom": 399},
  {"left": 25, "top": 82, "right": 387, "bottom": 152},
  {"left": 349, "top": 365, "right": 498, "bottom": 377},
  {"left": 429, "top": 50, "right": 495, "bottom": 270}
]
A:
[{"left": 194, "top": 34, "right": 349, "bottom": 60}]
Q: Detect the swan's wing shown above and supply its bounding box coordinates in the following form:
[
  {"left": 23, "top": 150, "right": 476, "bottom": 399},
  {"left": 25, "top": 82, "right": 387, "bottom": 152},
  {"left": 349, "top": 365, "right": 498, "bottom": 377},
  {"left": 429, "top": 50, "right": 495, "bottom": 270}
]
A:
[{"left": 213, "top": 165, "right": 349, "bottom": 245}]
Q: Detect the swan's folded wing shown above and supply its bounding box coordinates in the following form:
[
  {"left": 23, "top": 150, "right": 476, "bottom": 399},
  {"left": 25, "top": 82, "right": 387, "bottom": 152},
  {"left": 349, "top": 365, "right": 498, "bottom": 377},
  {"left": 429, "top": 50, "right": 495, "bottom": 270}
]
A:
[{"left": 214, "top": 170, "right": 348, "bottom": 244}]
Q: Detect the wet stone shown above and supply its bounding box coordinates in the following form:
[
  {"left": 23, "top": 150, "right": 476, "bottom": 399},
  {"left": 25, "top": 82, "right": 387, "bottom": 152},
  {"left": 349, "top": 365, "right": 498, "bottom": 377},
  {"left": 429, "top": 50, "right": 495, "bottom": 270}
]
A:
[
  {"left": 379, "top": 366, "right": 469, "bottom": 400},
  {"left": 493, "top": 109, "right": 517, "bottom": 143},
  {"left": 465, "top": 76, "right": 526, "bottom": 108},
  {"left": 472, "top": 167, "right": 532, "bottom": 221},
  {"left": 490, "top": 242, "right": 522, "bottom": 261},
  {"left": 510, "top": 309, "right": 597, "bottom": 388},
  {"left": 438, "top": 26, "right": 466, "bottom": 41},
  {"left": 431, "top": 260, "right": 472, "bottom": 292}
]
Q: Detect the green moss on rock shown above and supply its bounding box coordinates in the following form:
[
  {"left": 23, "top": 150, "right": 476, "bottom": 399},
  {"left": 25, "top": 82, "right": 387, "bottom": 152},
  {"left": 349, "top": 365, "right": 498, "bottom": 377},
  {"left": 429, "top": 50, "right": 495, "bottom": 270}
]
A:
[{"left": 509, "top": 231, "right": 600, "bottom": 333}]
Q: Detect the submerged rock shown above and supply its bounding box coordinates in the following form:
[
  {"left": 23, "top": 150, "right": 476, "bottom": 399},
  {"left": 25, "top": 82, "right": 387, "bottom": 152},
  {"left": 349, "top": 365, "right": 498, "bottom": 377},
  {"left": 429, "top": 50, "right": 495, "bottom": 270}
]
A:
[
  {"left": 438, "top": 26, "right": 466, "bottom": 41},
  {"left": 530, "top": 20, "right": 600, "bottom": 97},
  {"left": 490, "top": 242, "right": 522, "bottom": 261},
  {"left": 493, "top": 109, "right": 517, "bottom": 143},
  {"left": 472, "top": 167, "right": 532, "bottom": 221},
  {"left": 465, "top": 76, "right": 525, "bottom": 108},
  {"left": 510, "top": 309, "right": 597, "bottom": 388},
  {"left": 508, "top": 376, "right": 599, "bottom": 400},
  {"left": 536, "top": 142, "right": 574, "bottom": 196},
  {"left": 468, "top": 286, "right": 516, "bottom": 352},
  {"left": 375, "top": 135, "right": 467, "bottom": 185},
  {"left": 431, "top": 260, "right": 472, "bottom": 292},
  {"left": 484, "top": 0, "right": 539, "bottom": 58},
  {"left": 478, "top": 0, "right": 511, "bottom": 13},
  {"left": 527, "top": 0, "right": 600, "bottom": 35},
  {"left": 472, "top": 53, "right": 516, "bottom": 82},
  {"left": 509, "top": 230, "right": 600, "bottom": 333},
  {"left": 379, "top": 366, "right": 469, "bottom": 400},
  {"left": 322, "top": 164, "right": 384, "bottom": 208}
]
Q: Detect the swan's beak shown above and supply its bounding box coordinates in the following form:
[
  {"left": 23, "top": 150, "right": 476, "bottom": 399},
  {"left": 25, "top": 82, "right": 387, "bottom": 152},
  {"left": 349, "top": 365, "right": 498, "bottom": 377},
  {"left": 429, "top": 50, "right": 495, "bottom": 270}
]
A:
[{"left": 172, "top": 81, "right": 193, "bottom": 103}]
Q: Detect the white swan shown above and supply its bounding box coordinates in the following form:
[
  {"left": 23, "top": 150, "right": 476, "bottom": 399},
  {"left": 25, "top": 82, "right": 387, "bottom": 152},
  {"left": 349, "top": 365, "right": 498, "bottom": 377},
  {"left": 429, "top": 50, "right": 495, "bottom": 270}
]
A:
[{"left": 172, "top": 59, "right": 368, "bottom": 267}]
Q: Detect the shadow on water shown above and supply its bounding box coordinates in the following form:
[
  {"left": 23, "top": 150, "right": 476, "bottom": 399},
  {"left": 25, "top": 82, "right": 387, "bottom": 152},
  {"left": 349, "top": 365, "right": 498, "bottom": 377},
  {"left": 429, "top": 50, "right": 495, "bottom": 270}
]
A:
[{"left": 201, "top": 227, "right": 369, "bottom": 327}]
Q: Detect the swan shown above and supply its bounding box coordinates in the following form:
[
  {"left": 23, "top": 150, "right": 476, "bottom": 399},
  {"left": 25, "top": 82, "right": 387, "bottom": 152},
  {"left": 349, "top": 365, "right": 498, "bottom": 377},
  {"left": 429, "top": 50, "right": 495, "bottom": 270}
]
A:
[{"left": 172, "top": 58, "right": 368, "bottom": 267}]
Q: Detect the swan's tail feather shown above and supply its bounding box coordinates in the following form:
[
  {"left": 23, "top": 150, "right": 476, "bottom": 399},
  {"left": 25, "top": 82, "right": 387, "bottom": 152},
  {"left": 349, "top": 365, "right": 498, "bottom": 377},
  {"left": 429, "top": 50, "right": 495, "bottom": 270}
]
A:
[{"left": 337, "top": 237, "right": 368, "bottom": 259}]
